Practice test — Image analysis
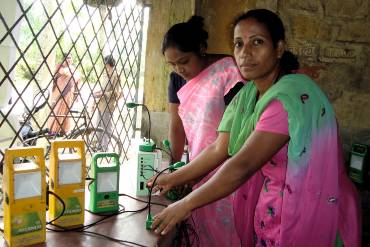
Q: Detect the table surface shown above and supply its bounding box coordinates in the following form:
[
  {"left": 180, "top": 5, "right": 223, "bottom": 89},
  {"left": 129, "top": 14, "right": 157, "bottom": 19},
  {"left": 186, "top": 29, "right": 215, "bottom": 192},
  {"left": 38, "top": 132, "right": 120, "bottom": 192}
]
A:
[{"left": 0, "top": 153, "right": 173, "bottom": 247}]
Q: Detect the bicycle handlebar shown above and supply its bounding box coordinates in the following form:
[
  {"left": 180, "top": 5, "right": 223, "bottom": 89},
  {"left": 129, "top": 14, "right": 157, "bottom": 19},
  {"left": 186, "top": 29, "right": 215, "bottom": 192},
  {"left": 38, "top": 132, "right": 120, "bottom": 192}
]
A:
[{"left": 25, "top": 128, "right": 50, "bottom": 139}]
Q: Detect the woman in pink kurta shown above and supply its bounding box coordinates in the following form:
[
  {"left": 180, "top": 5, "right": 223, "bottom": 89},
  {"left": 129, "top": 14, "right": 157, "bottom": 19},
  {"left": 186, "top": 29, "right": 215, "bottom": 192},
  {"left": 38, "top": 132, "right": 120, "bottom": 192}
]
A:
[{"left": 161, "top": 16, "right": 244, "bottom": 246}]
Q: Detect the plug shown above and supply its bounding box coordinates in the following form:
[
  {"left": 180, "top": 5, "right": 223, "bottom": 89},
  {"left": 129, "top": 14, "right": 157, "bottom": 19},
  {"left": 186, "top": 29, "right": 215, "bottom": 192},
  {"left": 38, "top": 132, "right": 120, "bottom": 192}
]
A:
[
  {"left": 162, "top": 139, "right": 170, "bottom": 149},
  {"left": 146, "top": 213, "right": 154, "bottom": 230},
  {"left": 169, "top": 161, "right": 185, "bottom": 172},
  {"left": 165, "top": 190, "right": 178, "bottom": 201}
]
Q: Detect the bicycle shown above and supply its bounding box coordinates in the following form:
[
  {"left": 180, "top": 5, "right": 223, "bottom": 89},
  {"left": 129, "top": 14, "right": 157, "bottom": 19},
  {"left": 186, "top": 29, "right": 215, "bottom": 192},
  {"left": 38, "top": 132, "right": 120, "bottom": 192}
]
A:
[{"left": 19, "top": 88, "right": 123, "bottom": 161}]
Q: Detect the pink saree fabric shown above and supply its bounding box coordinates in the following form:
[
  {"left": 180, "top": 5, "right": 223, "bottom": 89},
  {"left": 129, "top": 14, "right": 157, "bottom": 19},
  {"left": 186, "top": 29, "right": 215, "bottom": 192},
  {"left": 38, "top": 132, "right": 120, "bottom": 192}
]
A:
[{"left": 177, "top": 57, "right": 244, "bottom": 246}]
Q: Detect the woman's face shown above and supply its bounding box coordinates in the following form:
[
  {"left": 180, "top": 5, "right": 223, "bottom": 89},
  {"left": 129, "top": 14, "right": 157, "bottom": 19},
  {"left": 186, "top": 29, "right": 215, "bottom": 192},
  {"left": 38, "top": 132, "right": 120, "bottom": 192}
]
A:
[
  {"left": 164, "top": 47, "right": 204, "bottom": 81},
  {"left": 64, "top": 56, "right": 72, "bottom": 66},
  {"left": 233, "top": 18, "right": 283, "bottom": 83}
]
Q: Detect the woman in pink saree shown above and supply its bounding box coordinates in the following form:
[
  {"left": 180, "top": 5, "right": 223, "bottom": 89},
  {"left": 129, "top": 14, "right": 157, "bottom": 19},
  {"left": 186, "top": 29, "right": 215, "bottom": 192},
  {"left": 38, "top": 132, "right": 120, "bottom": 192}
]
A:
[
  {"left": 149, "top": 9, "right": 361, "bottom": 247},
  {"left": 162, "top": 16, "right": 244, "bottom": 246},
  {"left": 48, "top": 54, "right": 81, "bottom": 135}
]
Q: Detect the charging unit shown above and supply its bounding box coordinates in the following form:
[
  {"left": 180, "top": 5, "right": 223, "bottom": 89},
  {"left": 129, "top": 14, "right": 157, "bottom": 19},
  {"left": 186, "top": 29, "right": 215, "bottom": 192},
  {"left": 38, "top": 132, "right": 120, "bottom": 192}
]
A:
[
  {"left": 136, "top": 139, "right": 161, "bottom": 196},
  {"left": 349, "top": 143, "right": 369, "bottom": 184},
  {"left": 89, "top": 152, "right": 120, "bottom": 213},
  {"left": 48, "top": 140, "right": 85, "bottom": 227},
  {"left": 3, "top": 147, "right": 46, "bottom": 247}
]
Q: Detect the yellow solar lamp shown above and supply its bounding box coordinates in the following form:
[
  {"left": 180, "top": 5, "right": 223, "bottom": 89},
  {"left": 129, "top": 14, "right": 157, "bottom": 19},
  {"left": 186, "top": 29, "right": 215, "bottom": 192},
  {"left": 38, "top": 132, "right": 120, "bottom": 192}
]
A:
[
  {"left": 48, "top": 139, "right": 85, "bottom": 227},
  {"left": 3, "top": 147, "right": 46, "bottom": 247}
]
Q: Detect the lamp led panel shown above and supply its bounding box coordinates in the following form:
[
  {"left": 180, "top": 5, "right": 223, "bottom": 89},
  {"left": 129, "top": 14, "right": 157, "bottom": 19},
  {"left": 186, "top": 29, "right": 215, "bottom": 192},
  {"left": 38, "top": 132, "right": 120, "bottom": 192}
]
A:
[
  {"left": 14, "top": 171, "right": 41, "bottom": 199},
  {"left": 97, "top": 172, "right": 118, "bottom": 193},
  {"left": 58, "top": 160, "right": 82, "bottom": 185},
  {"left": 350, "top": 155, "right": 364, "bottom": 170}
]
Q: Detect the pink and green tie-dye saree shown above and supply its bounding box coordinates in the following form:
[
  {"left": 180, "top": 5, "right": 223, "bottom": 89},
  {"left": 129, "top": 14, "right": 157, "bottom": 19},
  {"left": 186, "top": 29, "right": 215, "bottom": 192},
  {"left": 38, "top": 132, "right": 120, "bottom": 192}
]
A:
[{"left": 218, "top": 74, "right": 361, "bottom": 247}]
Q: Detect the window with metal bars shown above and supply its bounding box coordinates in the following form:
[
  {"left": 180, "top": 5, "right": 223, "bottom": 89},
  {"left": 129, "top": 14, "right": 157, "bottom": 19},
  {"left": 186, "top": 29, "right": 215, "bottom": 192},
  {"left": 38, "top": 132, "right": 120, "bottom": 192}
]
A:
[{"left": 0, "top": 0, "right": 148, "bottom": 167}]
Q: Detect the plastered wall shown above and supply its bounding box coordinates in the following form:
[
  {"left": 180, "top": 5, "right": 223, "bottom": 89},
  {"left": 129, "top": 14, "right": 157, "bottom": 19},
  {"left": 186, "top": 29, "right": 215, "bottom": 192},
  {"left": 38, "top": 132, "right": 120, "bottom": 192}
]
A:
[{"left": 143, "top": 0, "right": 370, "bottom": 155}]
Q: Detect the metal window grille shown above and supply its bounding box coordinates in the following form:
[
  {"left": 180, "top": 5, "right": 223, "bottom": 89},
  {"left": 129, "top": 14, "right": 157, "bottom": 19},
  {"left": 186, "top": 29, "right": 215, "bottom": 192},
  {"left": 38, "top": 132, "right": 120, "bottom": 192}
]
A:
[{"left": 0, "top": 0, "right": 147, "bottom": 167}]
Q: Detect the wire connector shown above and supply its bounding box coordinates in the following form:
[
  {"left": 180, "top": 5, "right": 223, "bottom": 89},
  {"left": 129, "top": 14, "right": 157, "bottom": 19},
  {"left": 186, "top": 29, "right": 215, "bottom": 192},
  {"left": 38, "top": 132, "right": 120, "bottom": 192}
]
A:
[
  {"left": 169, "top": 161, "right": 185, "bottom": 172},
  {"left": 146, "top": 213, "right": 154, "bottom": 230}
]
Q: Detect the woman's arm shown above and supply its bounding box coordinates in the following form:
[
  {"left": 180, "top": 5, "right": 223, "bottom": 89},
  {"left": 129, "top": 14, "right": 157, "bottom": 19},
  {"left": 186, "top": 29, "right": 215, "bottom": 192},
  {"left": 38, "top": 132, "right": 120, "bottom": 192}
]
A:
[
  {"left": 168, "top": 103, "right": 186, "bottom": 162},
  {"left": 186, "top": 130, "right": 289, "bottom": 206},
  {"left": 152, "top": 130, "right": 289, "bottom": 234},
  {"left": 149, "top": 132, "right": 230, "bottom": 194}
]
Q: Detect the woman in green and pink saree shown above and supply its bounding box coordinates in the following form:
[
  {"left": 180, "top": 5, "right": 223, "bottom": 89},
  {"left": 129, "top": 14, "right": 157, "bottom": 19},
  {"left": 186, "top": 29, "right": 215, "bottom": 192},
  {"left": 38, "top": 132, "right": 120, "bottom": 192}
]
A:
[{"left": 148, "top": 9, "right": 361, "bottom": 247}]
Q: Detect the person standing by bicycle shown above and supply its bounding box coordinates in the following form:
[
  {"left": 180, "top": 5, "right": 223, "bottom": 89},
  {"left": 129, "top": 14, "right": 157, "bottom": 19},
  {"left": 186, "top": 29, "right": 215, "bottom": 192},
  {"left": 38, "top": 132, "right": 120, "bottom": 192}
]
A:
[
  {"left": 48, "top": 53, "right": 81, "bottom": 135},
  {"left": 92, "top": 55, "right": 121, "bottom": 151}
]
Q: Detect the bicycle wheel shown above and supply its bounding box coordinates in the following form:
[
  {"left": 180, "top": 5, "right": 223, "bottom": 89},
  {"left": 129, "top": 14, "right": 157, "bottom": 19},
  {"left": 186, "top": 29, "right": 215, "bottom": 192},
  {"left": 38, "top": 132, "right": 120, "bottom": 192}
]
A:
[{"left": 71, "top": 127, "right": 123, "bottom": 157}]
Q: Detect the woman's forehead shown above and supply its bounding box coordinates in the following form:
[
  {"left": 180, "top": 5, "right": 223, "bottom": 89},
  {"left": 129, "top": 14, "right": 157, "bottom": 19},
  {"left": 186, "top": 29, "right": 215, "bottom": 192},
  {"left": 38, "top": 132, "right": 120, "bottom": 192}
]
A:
[{"left": 234, "top": 18, "right": 270, "bottom": 38}]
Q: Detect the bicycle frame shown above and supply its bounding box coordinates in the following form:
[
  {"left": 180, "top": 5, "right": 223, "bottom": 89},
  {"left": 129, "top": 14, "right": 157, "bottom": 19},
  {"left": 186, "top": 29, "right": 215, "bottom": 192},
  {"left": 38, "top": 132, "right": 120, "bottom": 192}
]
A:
[{"left": 19, "top": 88, "right": 123, "bottom": 162}]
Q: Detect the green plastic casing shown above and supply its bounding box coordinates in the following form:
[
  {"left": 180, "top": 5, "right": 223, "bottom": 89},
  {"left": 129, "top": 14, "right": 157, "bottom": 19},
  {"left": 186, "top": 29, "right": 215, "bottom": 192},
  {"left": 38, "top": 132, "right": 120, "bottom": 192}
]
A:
[
  {"left": 349, "top": 143, "right": 369, "bottom": 184},
  {"left": 139, "top": 139, "right": 156, "bottom": 152},
  {"left": 166, "top": 162, "right": 186, "bottom": 201},
  {"left": 146, "top": 213, "right": 154, "bottom": 230},
  {"left": 89, "top": 152, "right": 120, "bottom": 213}
]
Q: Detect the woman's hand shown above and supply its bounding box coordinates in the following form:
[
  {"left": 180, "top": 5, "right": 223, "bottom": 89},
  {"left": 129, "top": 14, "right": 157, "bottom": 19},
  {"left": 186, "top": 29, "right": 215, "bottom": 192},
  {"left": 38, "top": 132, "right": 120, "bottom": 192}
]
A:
[
  {"left": 146, "top": 173, "right": 174, "bottom": 196},
  {"left": 151, "top": 199, "right": 192, "bottom": 235}
]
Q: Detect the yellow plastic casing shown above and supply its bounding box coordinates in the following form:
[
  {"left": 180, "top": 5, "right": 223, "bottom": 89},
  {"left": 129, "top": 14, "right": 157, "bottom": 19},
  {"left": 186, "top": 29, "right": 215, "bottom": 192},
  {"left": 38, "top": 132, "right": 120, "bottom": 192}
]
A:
[
  {"left": 3, "top": 147, "right": 46, "bottom": 247},
  {"left": 48, "top": 139, "right": 85, "bottom": 227}
]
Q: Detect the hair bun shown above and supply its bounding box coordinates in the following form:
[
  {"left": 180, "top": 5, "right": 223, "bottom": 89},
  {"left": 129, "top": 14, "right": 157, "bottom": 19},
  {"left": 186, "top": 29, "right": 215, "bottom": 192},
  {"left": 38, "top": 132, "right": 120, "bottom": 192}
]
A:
[{"left": 187, "top": 15, "right": 204, "bottom": 29}]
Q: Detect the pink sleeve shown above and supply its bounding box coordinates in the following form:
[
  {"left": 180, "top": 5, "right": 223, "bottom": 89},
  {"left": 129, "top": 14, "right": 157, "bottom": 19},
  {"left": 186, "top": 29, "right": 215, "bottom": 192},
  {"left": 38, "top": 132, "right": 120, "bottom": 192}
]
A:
[
  {"left": 222, "top": 57, "right": 244, "bottom": 95},
  {"left": 255, "top": 99, "right": 289, "bottom": 136}
]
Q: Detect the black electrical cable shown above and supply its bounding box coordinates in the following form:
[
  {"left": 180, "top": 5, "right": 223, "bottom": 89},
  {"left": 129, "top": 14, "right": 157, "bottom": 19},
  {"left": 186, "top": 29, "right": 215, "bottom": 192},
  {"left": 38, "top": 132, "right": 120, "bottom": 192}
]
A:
[
  {"left": 143, "top": 150, "right": 200, "bottom": 245},
  {"left": 81, "top": 230, "right": 148, "bottom": 247},
  {"left": 47, "top": 199, "right": 148, "bottom": 233},
  {"left": 171, "top": 218, "right": 199, "bottom": 247},
  {"left": 44, "top": 143, "right": 196, "bottom": 246},
  {"left": 147, "top": 167, "right": 171, "bottom": 217},
  {"left": 119, "top": 193, "right": 167, "bottom": 207},
  {"left": 46, "top": 201, "right": 147, "bottom": 247},
  {"left": 46, "top": 190, "right": 66, "bottom": 225},
  {"left": 154, "top": 147, "right": 172, "bottom": 162},
  {"left": 143, "top": 165, "right": 159, "bottom": 173},
  {"left": 47, "top": 206, "right": 125, "bottom": 232},
  {"left": 86, "top": 177, "right": 95, "bottom": 191},
  {"left": 84, "top": 204, "right": 125, "bottom": 216}
]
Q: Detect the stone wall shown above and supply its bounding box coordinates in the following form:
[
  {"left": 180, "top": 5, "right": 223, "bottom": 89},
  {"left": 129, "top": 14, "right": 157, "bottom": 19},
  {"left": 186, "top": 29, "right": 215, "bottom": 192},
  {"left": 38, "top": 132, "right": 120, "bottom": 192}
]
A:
[{"left": 144, "top": 0, "right": 370, "bottom": 157}]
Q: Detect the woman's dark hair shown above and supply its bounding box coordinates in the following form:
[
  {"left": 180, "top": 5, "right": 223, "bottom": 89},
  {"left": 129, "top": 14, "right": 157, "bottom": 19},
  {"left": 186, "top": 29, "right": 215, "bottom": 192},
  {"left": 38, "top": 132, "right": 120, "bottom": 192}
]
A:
[
  {"left": 161, "top": 15, "right": 209, "bottom": 55},
  {"left": 233, "top": 9, "right": 299, "bottom": 73},
  {"left": 104, "top": 55, "right": 115, "bottom": 67},
  {"left": 62, "top": 52, "right": 72, "bottom": 62}
]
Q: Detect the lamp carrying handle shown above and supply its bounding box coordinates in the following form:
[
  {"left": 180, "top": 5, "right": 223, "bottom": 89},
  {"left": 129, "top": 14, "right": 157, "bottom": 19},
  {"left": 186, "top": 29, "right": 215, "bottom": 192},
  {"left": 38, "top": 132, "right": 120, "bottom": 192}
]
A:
[
  {"left": 50, "top": 139, "right": 85, "bottom": 160},
  {"left": 92, "top": 152, "right": 120, "bottom": 168},
  {"left": 4, "top": 147, "right": 45, "bottom": 172}
]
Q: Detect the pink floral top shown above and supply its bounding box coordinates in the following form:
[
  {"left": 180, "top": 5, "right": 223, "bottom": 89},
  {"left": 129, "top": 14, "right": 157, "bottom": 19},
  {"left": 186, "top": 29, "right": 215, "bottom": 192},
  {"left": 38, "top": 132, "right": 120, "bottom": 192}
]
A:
[{"left": 254, "top": 100, "right": 289, "bottom": 247}]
